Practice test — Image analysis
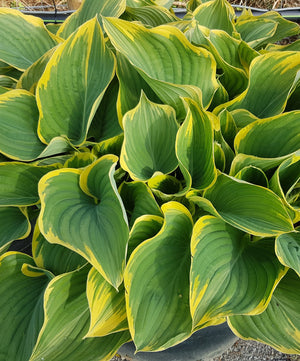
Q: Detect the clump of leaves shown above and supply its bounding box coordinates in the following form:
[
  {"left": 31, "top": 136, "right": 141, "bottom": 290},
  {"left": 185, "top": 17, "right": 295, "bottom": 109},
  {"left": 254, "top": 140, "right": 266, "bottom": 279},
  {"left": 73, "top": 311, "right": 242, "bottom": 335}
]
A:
[{"left": 0, "top": 0, "right": 299, "bottom": 360}]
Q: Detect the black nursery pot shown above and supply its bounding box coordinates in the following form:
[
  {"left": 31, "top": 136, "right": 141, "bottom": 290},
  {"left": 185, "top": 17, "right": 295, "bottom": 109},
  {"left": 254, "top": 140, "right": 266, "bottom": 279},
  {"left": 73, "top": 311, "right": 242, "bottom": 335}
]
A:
[{"left": 118, "top": 322, "right": 238, "bottom": 361}]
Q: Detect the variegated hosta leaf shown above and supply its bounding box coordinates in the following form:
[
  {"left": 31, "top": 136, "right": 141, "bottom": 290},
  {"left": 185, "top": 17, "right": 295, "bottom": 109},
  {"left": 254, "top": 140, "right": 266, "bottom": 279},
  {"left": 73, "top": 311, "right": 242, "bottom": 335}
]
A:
[
  {"left": 120, "top": 93, "right": 179, "bottom": 181},
  {"left": 186, "top": 0, "right": 200, "bottom": 11},
  {"left": 88, "top": 77, "right": 123, "bottom": 142},
  {"left": 58, "top": 0, "right": 126, "bottom": 39},
  {"left": 214, "top": 141, "right": 226, "bottom": 172},
  {"left": 0, "top": 207, "right": 30, "bottom": 253},
  {"left": 276, "top": 232, "right": 300, "bottom": 277},
  {"left": 193, "top": 0, "right": 235, "bottom": 35},
  {"left": 0, "top": 8, "right": 60, "bottom": 70},
  {"left": 230, "top": 108, "right": 258, "bottom": 129},
  {"left": 0, "top": 252, "right": 50, "bottom": 361},
  {"left": 103, "top": 17, "right": 219, "bottom": 118},
  {"left": 154, "top": 0, "right": 174, "bottom": 8},
  {"left": 29, "top": 265, "right": 131, "bottom": 361},
  {"left": 252, "top": 11, "right": 300, "bottom": 46},
  {"left": 235, "top": 166, "right": 269, "bottom": 188},
  {"left": 190, "top": 216, "right": 287, "bottom": 329},
  {"left": 186, "top": 25, "right": 249, "bottom": 98},
  {"left": 122, "top": 5, "right": 178, "bottom": 26},
  {"left": 92, "top": 134, "right": 124, "bottom": 159},
  {"left": 148, "top": 174, "right": 183, "bottom": 201},
  {"left": 230, "top": 153, "right": 295, "bottom": 177},
  {"left": 216, "top": 51, "right": 300, "bottom": 118},
  {"left": 187, "top": 173, "right": 294, "bottom": 236},
  {"left": 127, "top": 214, "right": 163, "bottom": 256},
  {"left": 116, "top": 52, "right": 160, "bottom": 124},
  {"left": 228, "top": 270, "right": 300, "bottom": 354},
  {"left": 0, "top": 63, "right": 23, "bottom": 79},
  {"left": 286, "top": 81, "right": 300, "bottom": 111},
  {"left": 218, "top": 109, "right": 237, "bottom": 148},
  {"left": 63, "top": 151, "right": 97, "bottom": 169},
  {"left": 235, "top": 17, "right": 277, "bottom": 49},
  {"left": 234, "top": 111, "right": 300, "bottom": 159},
  {"left": 269, "top": 154, "right": 300, "bottom": 222},
  {"left": 126, "top": 0, "right": 156, "bottom": 7},
  {"left": 46, "top": 22, "right": 61, "bottom": 35},
  {"left": 0, "top": 162, "right": 58, "bottom": 206},
  {"left": 176, "top": 98, "right": 217, "bottom": 191},
  {"left": 0, "top": 86, "right": 9, "bottom": 95},
  {"left": 39, "top": 155, "right": 129, "bottom": 289},
  {"left": 124, "top": 202, "right": 193, "bottom": 352},
  {"left": 32, "top": 223, "right": 87, "bottom": 276},
  {"left": 0, "top": 75, "right": 16, "bottom": 88},
  {"left": 37, "top": 18, "right": 115, "bottom": 146},
  {"left": 0, "top": 90, "right": 44, "bottom": 161},
  {"left": 0, "top": 89, "right": 74, "bottom": 161},
  {"left": 16, "top": 47, "right": 56, "bottom": 93},
  {"left": 119, "top": 181, "right": 162, "bottom": 227},
  {"left": 214, "top": 130, "right": 235, "bottom": 174},
  {"left": 266, "top": 39, "right": 300, "bottom": 52},
  {"left": 86, "top": 267, "right": 128, "bottom": 337}
]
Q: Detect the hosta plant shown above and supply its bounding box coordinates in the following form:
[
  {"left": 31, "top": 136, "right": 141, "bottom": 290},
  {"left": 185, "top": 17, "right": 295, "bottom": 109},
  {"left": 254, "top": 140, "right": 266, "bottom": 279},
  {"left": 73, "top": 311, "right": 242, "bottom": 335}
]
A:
[{"left": 0, "top": 0, "right": 299, "bottom": 360}]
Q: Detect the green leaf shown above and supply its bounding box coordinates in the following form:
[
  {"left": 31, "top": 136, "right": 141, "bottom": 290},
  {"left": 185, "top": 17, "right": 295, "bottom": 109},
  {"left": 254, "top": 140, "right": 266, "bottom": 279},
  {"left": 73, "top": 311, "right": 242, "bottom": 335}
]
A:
[
  {"left": 0, "top": 207, "right": 30, "bottom": 253},
  {"left": 190, "top": 216, "right": 287, "bottom": 329},
  {"left": 234, "top": 111, "right": 300, "bottom": 158},
  {"left": 37, "top": 17, "right": 115, "bottom": 146},
  {"left": 230, "top": 108, "right": 258, "bottom": 129},
  {"left": 0, "top": 162, "right": 58, "bottom": 206},
  {"left": 265, "top": 39, "right": 300, "bottom": 52},
  {"left": 92, "top": 134, "right": 124, "bottom": 158},
  {"left": 0, "top": 8, "right": 60, "bottom": 70},
  {"left": 16, "top": 47, "right": 56, "bottom": 93},
  {"left": 126, "top": 0, "right": 156, "bottom": 7},
  {"left": 269, "top": 153, "right": 300, "bottom": 222},
  {"left": 215, "top": 51, "right": 300, "bottom": 118},
  {"left": 228, "top": 270, "right": 300, "bottom": 354},
  {"left": 86, "top": 267, "right": 128, "bottom": 337},
  {"left": 116, "top": 52, "right": 160, "bottom": 124},
  {"left": 122, "top": 5, "right": 178, "bottom": 26},
  {"left": 29, "top": 265, "right": 131, "bottom": 361},
  {"left": 0, "top": 252, "right": 50, "bottom": 361},
  {"left": 119, "top": 181, "right": 162, "bottom": 227},
  {"left": 103, "top": 17, "right": 219, "bottom": 118},
  {"left": 230, "top": 153, "right": 295, "bottom": 176},
  {"left": 235, "top": 166, "right": 269, "bottom": 188},
  {"left": 124, "top": 202, "right": 193, "bottom": 351},
  {"left": 0, "top": 86, "right": 9, "bottom": 95},
  {"left": 63, "top": 151, "right": 97, "bottom": 169},
  {"left": 176, "top": 98, "right": 216, "bottom": 191},
  {"left": 187, "top": 173, "right": 294, "bottom": 236},
  {"left": 193, "top": 0, "right": 235, "bottom": 35},
  {"left": 148, "top": 174, "right": 183, "bottom": 200},
  {"left": 0, "top": 90, "right": 44, "bottom": 161},
  {"left": 276, "top": 232, "right": 300, "bottom": 277},
  {"left": 120, "top": 93, "right": 179, "bottom": 181},
  {"left": 186, "top": 25, "right": 251, "bottom": 98},
  {"left": 39, "top": 155, "right": 129, "bottom": 288},
  {"left": 235, "top": 17, "right": 277, "bottom": 48},
  {"left": 219, "top": 109, "right": 237, "bottom": 149},
  {"left": 255, "top": 11, "right": 300, "bottom": 46},
  {"left": 88, "top": 76, "right": 123, "bottom": 142},
  {"left": 58, "top": 0, "right": 126, "bottom": 39},
  {"left": 0, "top": 75, "right": 16, "bottom": 88},
  {"left": 127, "top": 214, "right": 163, "bottom": 256},
  {"left": 32, "top": 223, "right": 87, "bottom": 276}
]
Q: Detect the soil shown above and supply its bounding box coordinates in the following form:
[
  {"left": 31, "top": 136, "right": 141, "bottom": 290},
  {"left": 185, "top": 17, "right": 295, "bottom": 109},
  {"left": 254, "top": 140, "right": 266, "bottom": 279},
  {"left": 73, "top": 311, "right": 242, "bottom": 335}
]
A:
[{"left": 111, "top": 339, "right": 300, "bottom": 361}]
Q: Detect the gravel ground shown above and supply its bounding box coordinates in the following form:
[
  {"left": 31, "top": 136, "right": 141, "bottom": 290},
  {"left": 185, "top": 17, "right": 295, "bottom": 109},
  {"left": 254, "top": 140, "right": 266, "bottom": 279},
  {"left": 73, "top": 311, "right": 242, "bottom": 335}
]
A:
[{"left": 111, "top": 339, "right": 300, "bottom": 361}]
